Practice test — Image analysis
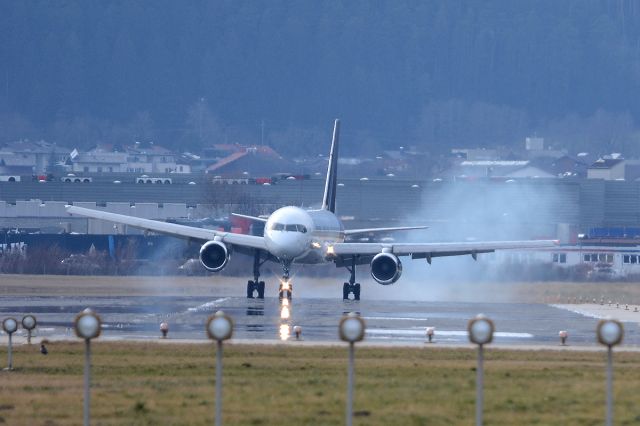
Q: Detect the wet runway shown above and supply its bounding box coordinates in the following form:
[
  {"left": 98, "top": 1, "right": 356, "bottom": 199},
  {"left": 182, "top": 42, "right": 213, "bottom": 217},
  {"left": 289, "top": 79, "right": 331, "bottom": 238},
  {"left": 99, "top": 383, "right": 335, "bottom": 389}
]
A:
[{"left": 2, "top": 295, "right": 639, "bottom": 346}]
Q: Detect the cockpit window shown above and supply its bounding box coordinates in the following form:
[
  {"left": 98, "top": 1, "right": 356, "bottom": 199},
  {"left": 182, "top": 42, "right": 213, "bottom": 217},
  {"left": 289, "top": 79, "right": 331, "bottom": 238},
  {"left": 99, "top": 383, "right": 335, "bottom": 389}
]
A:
[
  {"left": 270, "top": 222, "right": 307, "bottom": 233},
  {"left": 270, "top": 223, "right": 285, "bottom": 231}
]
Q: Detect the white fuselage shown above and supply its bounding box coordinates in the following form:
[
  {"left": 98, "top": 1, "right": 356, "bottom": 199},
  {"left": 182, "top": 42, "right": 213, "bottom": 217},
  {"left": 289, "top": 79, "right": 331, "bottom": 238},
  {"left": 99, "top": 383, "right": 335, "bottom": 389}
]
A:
[{"left": 263, "top": 206, "right": 345, "bottom": 264}]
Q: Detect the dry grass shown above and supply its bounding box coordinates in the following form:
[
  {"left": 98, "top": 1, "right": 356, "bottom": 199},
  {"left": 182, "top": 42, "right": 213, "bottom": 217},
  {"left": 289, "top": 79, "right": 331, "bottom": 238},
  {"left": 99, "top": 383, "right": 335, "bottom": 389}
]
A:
[{"left": 1, "top": 342, "right": 640, "bottom": 425}]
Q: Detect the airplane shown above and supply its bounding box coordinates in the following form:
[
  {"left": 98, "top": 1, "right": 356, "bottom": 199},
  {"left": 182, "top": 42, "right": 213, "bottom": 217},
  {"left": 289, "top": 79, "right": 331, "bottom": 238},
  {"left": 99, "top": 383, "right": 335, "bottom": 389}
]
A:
[{"left": 66, "top": 119, "right": 557, "bottom": 300}]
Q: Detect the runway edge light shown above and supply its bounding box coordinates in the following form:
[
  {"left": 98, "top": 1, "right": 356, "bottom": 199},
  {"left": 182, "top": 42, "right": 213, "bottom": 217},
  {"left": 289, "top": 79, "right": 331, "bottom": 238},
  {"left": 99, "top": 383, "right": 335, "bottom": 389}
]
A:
[
  {"left": 2, "top": 317, "right": 18, "bottom": 371},
  {"left": 339, "top": 312, "right": 366, "bottom": 426},
  {"left": 339, "top": 312, "right": 365, "bottom": 343},
  {"left": 22, "top": 315, "right": 37, "bottom": 344},
  {"left": 559, "top": 330, "right": 568, "bottom": 345},
  {"left": 597, "top": 318, "right": 623, "bottom": 426},
  {"left": 74, "top": 308, "right": 102, "bottom": 426},
  {"left": 160, "top": 322, "right": 169, "bottom": 339},
  {"left": 597, "top": 318, "right": 623, "bottom": 347},
  {"left": 426, "top": 327, "right": 435, "bottom": 343},
  {"left": 206, "top": 311, "right": 233, "bottom": 342},
  {"left": 468, "top": 314, "right": 494, "bottom": 345},
  {"left": 468, "top": 314, "right": 494, "bottom": 426},
  {"left": 206, "top": 310, "right": 234, "bottom": 426},
  {"left": 74, "top": 308, "right": 101, "bottom": 340}
]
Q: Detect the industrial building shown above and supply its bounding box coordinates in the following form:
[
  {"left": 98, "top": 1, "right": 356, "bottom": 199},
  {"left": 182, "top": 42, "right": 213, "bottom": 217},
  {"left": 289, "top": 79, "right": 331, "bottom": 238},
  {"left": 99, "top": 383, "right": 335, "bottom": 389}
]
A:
[
  {"left": 2, "top": 177, "right": 640, "bottom": 235},
  {"left": 2, "top": 175, "right": 640, "bottom": 277}
]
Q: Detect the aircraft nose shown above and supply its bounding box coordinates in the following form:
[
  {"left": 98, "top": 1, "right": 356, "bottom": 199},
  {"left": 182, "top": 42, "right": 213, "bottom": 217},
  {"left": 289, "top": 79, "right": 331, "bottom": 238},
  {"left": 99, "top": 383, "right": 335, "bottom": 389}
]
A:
[{"left": 268, "top": 232, "right": 309, "bottom": 260}]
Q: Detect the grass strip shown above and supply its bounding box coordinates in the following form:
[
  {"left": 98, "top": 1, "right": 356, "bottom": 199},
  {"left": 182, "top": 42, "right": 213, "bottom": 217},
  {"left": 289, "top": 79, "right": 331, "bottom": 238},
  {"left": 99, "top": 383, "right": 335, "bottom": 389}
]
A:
[{"left": 1, "top": 342, "right": 640, "bottom": 425}]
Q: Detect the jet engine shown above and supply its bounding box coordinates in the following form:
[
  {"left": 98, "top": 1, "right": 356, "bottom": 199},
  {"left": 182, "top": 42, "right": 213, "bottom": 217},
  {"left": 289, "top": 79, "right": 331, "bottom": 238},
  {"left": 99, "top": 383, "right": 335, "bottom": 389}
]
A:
[
  {"left": 199, "top": 241, "right": 230, "bottom": 272},
  {"left": 370, "top": 252, "right": 402, "bottom": 285}
]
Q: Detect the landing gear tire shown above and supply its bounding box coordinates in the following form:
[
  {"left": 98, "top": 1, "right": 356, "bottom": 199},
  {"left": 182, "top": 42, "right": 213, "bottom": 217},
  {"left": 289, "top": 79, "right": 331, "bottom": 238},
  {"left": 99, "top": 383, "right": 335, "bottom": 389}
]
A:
[
  {"left": 278, "top": 290, "right": 292, "bottom": 300},
  {"left": 249, "top": 250, "right": 267, "bottom": 299},
  {"left": 343, "top": 257, "right": 362, "bottom": 300},
  {"left": 278, "top": 282, "right": 292, "bottom": 300},
  {"left": 247, "top": 280, "right": 256, "bottom": 298},
  {"left": 343, "top": 282, "right": 361, "bottom": 300}
]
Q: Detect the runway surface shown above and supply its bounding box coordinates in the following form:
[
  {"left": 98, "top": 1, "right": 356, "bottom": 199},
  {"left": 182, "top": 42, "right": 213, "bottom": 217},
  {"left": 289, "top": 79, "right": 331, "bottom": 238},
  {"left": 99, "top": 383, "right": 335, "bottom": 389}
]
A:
[{"left": 1, "top": 295, "right": 639, "bottom": 346}]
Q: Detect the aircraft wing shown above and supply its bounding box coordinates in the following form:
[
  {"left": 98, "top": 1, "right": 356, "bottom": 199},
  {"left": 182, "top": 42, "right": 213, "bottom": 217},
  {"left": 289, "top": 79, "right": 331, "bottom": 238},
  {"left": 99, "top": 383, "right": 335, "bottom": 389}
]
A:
[
  {"left": 330, "top": 239, "right": 557, "bottom": 261},
  {"left": 344, "top": 226, "right": 429, "bottom": 236},
  {"left": 66, "top": 206, "right": 267, "bottom": 250}
]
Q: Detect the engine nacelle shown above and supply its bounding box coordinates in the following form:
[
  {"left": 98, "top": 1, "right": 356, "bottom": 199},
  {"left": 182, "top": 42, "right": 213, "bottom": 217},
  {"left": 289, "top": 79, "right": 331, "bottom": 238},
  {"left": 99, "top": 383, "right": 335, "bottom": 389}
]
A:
[
  {"left": 370, "top": 252, "right": 402, "bottom": 285},
  {"left": 199, "top": 241, "right": 230, "bottom": 272}
]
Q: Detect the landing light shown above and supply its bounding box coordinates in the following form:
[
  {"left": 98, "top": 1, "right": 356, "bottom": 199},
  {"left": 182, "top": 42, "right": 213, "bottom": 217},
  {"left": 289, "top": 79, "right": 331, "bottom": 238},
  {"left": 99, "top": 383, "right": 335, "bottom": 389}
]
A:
[{"left": 311, "top": 241, "right": 321, "bottom": 249}]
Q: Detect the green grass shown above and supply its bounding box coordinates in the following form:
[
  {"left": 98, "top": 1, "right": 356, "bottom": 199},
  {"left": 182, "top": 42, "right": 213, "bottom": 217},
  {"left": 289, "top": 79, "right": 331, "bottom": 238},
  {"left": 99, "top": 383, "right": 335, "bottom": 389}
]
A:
[{"left": 1, "top": 342, "right": 640, "bottom": 425}]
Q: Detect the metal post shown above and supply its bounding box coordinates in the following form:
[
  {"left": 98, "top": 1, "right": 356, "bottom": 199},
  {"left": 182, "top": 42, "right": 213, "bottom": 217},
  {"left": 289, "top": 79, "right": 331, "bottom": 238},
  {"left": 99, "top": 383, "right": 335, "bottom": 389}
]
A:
[
  {"left": 215, "top": 340, "right": 223, "bottom": 426},
  {"left": 346, "top": 342, "right": 355, "bottom": 426},
  {"left": 84, "top": 339, "right": 91, "bottom": 426},
  {"left": 7, "top": 333, "right": 13, "bottom": 370},
  {"left": 606, "top": 346, "right": 613, "bottom": 426},
  {"left": 27, "top": 329, "right": 32, "bottom": 344},
  {"left": 476, "top": 344, "right": 484, "bottom": 426}
]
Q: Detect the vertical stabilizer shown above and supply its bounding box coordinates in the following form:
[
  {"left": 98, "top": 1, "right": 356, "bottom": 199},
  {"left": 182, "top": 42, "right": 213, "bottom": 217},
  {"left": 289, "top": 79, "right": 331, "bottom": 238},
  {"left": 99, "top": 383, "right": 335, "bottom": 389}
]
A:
[{"left": 321, "top": 119, "right": 340, "bottom": 212}]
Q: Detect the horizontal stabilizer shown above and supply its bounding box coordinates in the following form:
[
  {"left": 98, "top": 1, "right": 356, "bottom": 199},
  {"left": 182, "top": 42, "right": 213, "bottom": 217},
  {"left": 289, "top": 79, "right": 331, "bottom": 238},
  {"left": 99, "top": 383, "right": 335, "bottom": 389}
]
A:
[{"left": 231, "top": 213, "right": 268, "bottom": 223}]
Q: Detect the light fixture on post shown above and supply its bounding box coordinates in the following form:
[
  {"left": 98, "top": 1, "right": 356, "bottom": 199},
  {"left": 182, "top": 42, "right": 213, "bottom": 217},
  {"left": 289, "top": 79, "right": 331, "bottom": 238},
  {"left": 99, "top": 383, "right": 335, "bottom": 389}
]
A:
[
  {"left": 468, "top": 314, "right": 495, "bottom": 426},
  {"left": 426, "top": 327, "right": 435, "bottom": 343},
  {"left": 22, "top": 315, "right": 37, "bottom": 344},
  {"left": 160, "top": 322, "right": 169, "bottom": 339},
  {"left": 74, "top": 308, "right": 102, "bottom": 426},
  {"left": 2, "top": 317, "right": 18, "bottom": 370},
  {"left": 206, "top": 311, "right": 233, "bottom": 426},
  {"left": 339, "top": 312, "right": 365, "bottom": 426},
  {"left": 596, "top": 318, "right": 623, "bottom": 426},
  {"left": 558, "top": 330, "right": 568, "bottom": 345}
]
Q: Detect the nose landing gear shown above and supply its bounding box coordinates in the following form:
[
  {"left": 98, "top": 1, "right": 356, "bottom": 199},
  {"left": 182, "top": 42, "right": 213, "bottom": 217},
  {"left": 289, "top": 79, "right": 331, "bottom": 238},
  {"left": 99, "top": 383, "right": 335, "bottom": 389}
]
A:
[{"left": 278, "top": 264, "right": 292, "bottom": 300}]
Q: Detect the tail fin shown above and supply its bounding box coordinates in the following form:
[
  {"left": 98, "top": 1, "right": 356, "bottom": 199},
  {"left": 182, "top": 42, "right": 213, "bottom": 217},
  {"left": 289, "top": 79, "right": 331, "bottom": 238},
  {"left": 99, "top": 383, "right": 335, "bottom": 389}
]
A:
[{"left": 321, "top": 119, "right": 340, "bottom": 212}]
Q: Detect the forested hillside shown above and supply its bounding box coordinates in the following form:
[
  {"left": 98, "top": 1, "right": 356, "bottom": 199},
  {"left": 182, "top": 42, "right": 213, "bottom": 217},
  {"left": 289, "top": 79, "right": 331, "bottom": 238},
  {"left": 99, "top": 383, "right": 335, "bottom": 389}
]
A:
[{"left": 1, "top": 0, "right": 640, "bottom": 156}]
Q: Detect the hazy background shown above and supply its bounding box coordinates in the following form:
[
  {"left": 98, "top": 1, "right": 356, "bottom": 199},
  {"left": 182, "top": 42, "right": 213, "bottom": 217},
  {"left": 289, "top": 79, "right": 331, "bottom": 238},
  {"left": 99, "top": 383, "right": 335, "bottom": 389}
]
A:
[{"left": 2, "top": 1, "right": 640, "bottom": 157}]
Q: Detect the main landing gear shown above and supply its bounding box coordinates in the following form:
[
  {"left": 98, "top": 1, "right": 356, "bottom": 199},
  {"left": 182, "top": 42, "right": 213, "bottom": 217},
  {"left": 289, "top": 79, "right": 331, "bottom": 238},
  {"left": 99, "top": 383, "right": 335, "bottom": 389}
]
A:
[
  {"left": 247, "top": 250, "right": 267, "bottom": 299},
  {"left": 278, "top": 264, "right": 292, "bottom": 301},
  {"left": 343, "top": 257, "right": 361, "bottom": 301}
]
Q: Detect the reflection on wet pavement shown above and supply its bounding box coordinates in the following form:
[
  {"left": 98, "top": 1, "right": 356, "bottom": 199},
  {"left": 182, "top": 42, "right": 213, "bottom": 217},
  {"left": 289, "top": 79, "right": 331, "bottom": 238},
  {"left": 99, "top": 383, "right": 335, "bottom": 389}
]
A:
[{"left": 1, "top": 295, "right": 638, "bottom": 346}]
